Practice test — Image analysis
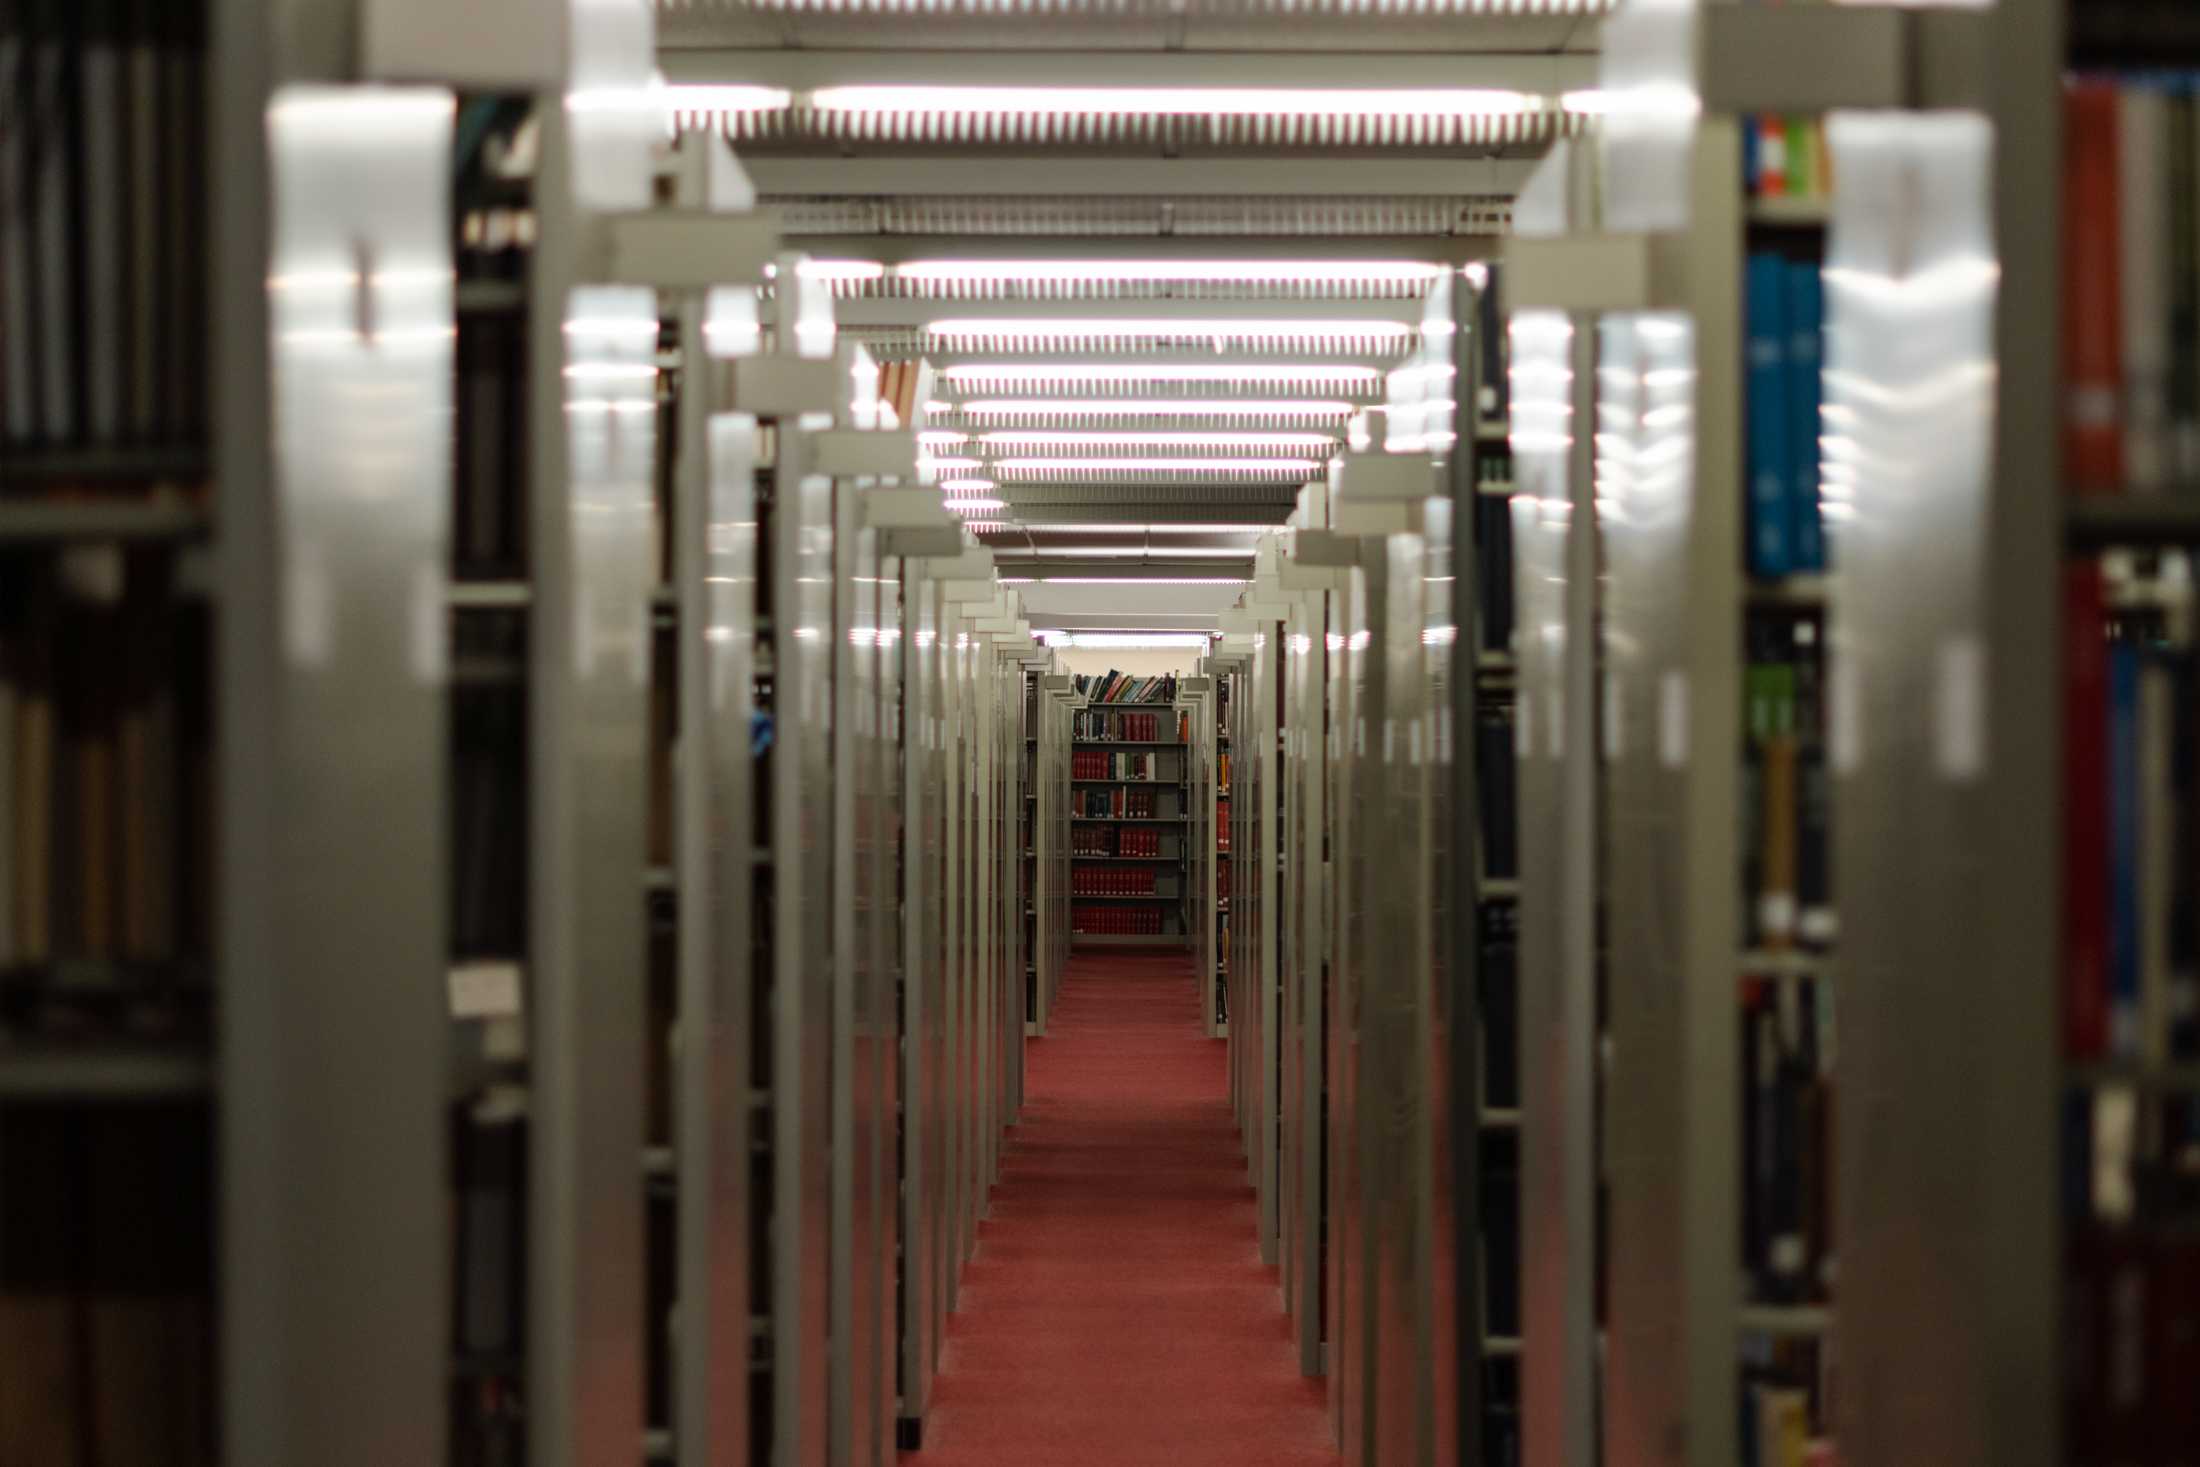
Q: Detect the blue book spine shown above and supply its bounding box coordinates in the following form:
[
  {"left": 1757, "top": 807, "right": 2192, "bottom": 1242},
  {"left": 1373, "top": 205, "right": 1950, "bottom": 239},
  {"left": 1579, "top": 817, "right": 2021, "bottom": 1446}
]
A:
[
  {"left": 1742, "top": 115, "right": 1762, "bottom": 195},
  {"left": 2109, "top": 645, "right": 2141, "bottom": 1059},
  {"left": 1745, "top": 254, "right": 1794, "bottom": 578},
  {"left": 1787, "top": 261, "right": 1827, "bottom": 572}
]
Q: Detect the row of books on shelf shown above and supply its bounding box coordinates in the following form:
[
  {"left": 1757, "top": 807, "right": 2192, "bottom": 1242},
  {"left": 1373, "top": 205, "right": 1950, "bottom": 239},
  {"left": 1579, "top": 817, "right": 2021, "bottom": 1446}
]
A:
[
  {"left": 1739, "top": 1348, "right": 1835, "bottom": 1467},
  {"left": 2065, "top": 1224, "right": 2200, "bottom": 1464},
  {"left": 1073, "top": 671, "right": 1179, "bottom": 706},
  {"left": 1744, "top": 252, "right": 1829, "bottom": 580},
  {"left": 0, "top": 1105, "right": 215, "bottom": 1464},
  {"left": 1216, "top": 750, "right": 1231, "bottom": 788},
  {"left": 1743, "top": 616, "right": 1833, "bottom": 952},
  {"left": 2064, "top": 569, "right": 2200, "bottom": 1063},
  {"left": 1073, "top": 749, "right": 1170, "bottom": 782},
  {"left": 1474, "top": 492, "right": 1516, "bottom": 657},
  {"left": 0, "top": 551, "right": 211, "bottom": 979},
  {"left": 1215, "top": 799, "right": 1231, "bottom": 851},
  {"left": 1070, "top": 867, "right": 1171, "bottom": 898},
  {"left": 2065, "top": 82, "right": 2200, "bottom": 495},
  {"left": 1, "top": 0, "right": 210, "bottom": 456},
  {"left": 1078, "top": 787, "right": 1160, "bottom": 819},
  {"left": 1072, "top": 708, "right": 1184, "bottom": 742},
  {"left": 1740, "top": 976, "right": 1834, "bottom": 1309},
  {"left": 1113, "top": 827, "right": 1168, "bottom": 858},
  {"left": 1071, "top": 905, "right": 1171, "bottom": 937},
  {"left": 1476, "top": 709, "right": 1518, "bottom": 882},
  {"left": 453, "top": 309, "right": 532, "bottom": 580},
  {"left": 1743, "top": 115, "right": 1832, "bottom": 203}
]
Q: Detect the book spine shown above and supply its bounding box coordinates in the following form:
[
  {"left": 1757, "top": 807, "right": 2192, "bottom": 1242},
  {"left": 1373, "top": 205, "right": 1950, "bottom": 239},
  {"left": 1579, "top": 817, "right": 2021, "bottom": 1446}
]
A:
[
  {"left": 2109, "top": 642, "right": 2142, "bottom": 1058},
  {"left": 2066, "top": 562, "right": 2111, "bottom": 1059},
  {"left": 2065, "top": 85, "right": 2128, "bottom": 494},
  {"left": 1746, "top": 253, "right": 1795, "bottom": 578},
  {"left": 1787, "top": 261, "right": 1826, "bottom": 573}
]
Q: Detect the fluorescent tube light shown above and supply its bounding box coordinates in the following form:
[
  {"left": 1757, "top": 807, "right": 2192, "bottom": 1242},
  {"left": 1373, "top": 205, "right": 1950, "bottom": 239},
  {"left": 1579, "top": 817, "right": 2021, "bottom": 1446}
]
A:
[
  {"left": 1012, "top": 524, "right": 1271, "bottom": 535},
  {"left": 944, "top": 498, "right": 1007, "bottom": 512},
  {"left": 1052, "top": 633, "right": 1216, "bottom": 649},
  {"left": 977, "top": 431, "right": 1337, "bottom": 448},
  {"left": 927, "top": 318, "right": 1415, "bottom": 342},
  {"left": 993, "top": 457, "right": 1325, "bottom": 473},
  {"left": 999, "top": 546, "right": 1253, "bottom": 559},
  {"left": 942, "top": 364, "right": 1383, "bottom": 384},
  {"left": 894, "top": 260, "right": 1443, "bottom": 284},
  {"left": 939, "top": 477, "right": 996, "bottom": 492},
  {"left": 809, "top": 87, "right": 1541, "bottom": 118},
  {"left": 1041, "top": 577, "right": 1249, "bottom": 586},
  {"left": 955, "top": 398, "right": 1356, "bottom": 417}
]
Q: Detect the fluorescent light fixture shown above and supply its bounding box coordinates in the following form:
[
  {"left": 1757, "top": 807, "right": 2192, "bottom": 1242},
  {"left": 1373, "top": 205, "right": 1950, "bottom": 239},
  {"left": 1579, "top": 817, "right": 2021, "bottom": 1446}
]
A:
[
  {"left": 994, "top": 457, "right": 1325, "bottom": 473},
  {"left": 939, "top": 477, "right": 996, "bottom": 492},
  {"left": 999, "top": 578, "right": 1036, "bottom": 585},
  {"left": 1051, "top": 633, "right": 1217, "bottom": 650},
  {"left": 663, "top": 84, "right": 792, "bottom": 113},
  {"left": 955, "top": 398, "right": 1356, "bottom": 417},
  {"left": 807, "top": 86, "right": 1543, "bottom": 118},
  {"left": 920, "top": 456, "right": 983, "bottom": 471},
  {"left": 1016, "top": 524, "right": 1271, "bottom": 535},
  {"left": 927, "top": 317, "right": 1414, "bottom": 342},
  {"left": 944, "top": 497, "right": 1007, "bottom": 512},
  {"left": 1041, "top": 577, "right": 1250, "bottom": 586},
  {"left": 1000, "top": 546, "right": 1253, "bottom": 559},
  {"left": 918, "top": 430, "right": 971, "bottom": 446},
  {"left": 942, "top": 364, "right": 1383, "bottom": 385},
  {"left": 894, "top": 260, "right": 1443, "bottom": 283},
  {"left": 759, "top": 258, "right": 890, "bottom": 282},
  {"left": 977, "top": 431, "right": 1337, "bottom": 448}
]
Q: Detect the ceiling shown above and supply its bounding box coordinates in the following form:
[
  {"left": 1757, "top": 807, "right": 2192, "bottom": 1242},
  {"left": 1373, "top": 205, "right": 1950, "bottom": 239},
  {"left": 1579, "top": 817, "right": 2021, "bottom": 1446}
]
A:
[{"left": 659, "top": 0, "right": 1607, "bottom": 632}]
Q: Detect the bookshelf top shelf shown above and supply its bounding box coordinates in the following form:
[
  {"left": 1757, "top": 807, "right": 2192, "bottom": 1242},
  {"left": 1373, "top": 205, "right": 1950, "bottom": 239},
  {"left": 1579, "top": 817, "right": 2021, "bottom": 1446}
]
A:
[
  {"left": 1072, "top": 740, "right": 1185, "bottom": 748},
  {"left": 2065, "top": 493, "right": 2200, "bottom": 550},
  {"left": 0, "top": 496, "right": 211, "bottom": 544},
  {"left": 0, "top": 444, "right": 209, "bottom": 487},
  {"left": 2069, "top": 0, "right": 2200, "bottom": 69},
  {"left": 0, "top": 1047, "right": 214, "bottom": 1100},
  {"left": 1746, "top": 196, "right": 1831, "bottom": 229},
  {"left": 1072, "top": 816, "right": 1188, "bottom": 824}
]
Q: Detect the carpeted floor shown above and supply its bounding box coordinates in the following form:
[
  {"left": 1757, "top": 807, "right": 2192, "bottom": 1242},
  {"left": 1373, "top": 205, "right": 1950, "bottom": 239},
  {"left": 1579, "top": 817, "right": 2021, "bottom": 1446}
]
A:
[{"left": 903, "top": 950, "right": 1336, "bottom": 1467}]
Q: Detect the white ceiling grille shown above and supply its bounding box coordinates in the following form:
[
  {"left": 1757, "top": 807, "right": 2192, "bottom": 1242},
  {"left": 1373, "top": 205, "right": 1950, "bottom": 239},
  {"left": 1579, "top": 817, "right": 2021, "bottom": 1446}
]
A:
[{"left": 768, "top": 193, "right": 1511, "bottom": 237}]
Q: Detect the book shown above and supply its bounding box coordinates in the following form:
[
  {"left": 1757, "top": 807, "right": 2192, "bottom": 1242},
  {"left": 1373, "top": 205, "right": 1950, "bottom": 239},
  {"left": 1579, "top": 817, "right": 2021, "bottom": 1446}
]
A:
[
  {"left": 1785, "top": 261, "right": 1826, "bottom": 573},
  {"left": 2066, "top": 563, "right": 2112, "bottom": 1059},
  {"left": 2064, "top": 84, "right": 2128, "bottom": 494},
  {"left": 1746, "top": 253, "right": 1795, "bottom": 578},
  {"left": 2109, "top": 643, "right": 2142, "bottom": 1058}
]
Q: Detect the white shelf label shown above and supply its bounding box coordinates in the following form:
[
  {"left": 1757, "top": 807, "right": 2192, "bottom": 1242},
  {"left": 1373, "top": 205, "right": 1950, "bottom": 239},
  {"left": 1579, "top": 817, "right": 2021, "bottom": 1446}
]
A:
[
  {"left": 450, "top": 960, "right": 525, "bottom": 1020},
  {"left": 1602, "top": 668, "right": 1624, "bottom": 761},
  {"left": 1658, "top": 671, "right": 1688, "bottom": 771},
  {"left": 1830, "top": 651, "right": 1862, "bottom": 775},
  {"left": 1934, "top": 636, "right": 1985, "bottom": 783}
]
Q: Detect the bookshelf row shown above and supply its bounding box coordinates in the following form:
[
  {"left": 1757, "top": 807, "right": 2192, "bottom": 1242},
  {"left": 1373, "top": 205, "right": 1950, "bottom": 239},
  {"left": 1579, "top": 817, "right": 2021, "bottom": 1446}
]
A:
[
  {"left": 0, "top": 14, "right": 1049, "bottom": 1462},
  {"left": 1469, "top": 0, "right": 2200, "bottom": 1460}
]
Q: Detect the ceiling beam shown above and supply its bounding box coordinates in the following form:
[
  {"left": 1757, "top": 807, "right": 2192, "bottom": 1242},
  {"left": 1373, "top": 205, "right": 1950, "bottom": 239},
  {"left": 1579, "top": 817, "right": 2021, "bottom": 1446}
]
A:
[
  {"left": 659, "top": 47, "right": 1600, "bottom": 92},
  {"left": 742, "top": 155, "right": 1539, "bottom": 198}
]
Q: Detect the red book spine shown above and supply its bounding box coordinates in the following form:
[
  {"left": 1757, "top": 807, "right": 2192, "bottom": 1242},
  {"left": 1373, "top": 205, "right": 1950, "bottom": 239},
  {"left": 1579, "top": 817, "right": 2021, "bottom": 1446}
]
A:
[
  {"left": 2064, "top": 84, "right": 2126, "bottom": 496},
  {"left": 2065, "top": 560, "right": 2110, "bottom": 1059}
]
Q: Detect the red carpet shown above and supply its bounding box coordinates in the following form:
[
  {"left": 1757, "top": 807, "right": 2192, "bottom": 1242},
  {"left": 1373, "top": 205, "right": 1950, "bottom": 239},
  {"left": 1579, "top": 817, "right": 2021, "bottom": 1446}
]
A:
[{"left": 905, "top": 951, "right": 1336, "bottom": 1467}]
